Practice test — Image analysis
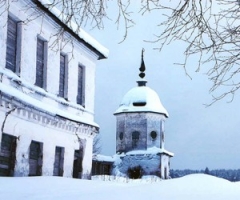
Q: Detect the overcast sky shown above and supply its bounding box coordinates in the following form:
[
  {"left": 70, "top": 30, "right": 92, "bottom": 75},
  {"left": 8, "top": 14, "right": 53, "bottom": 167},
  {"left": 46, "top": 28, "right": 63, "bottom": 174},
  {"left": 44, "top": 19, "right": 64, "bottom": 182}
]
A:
[{"left": 86, "top": 3, "right": 240, "bottom": 170}]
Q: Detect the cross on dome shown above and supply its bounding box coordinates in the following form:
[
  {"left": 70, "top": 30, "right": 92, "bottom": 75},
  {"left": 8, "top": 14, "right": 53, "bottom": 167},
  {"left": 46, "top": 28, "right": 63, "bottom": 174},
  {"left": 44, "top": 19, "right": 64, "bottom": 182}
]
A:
[
  {"left": 139, "top": 48, "right": 146, "bottom": 79},
  {"left": 137, "top": 48, "right": 147, "bottom": 87}
]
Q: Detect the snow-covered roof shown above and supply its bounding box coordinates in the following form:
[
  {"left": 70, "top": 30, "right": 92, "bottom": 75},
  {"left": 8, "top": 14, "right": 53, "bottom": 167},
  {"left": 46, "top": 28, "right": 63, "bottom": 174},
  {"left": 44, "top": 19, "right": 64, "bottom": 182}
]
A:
[
  {"left": 126, "top": 147, "right": 174, "bottom": 157},
  {"left": 93, "top": 154, "right": 116, "bottom": 163},
  {"left": 36, "top": 0, "right": 109, "bottom": 59},
  {"left": 114, "top": 82, "right": 169, "bottom": 117}
]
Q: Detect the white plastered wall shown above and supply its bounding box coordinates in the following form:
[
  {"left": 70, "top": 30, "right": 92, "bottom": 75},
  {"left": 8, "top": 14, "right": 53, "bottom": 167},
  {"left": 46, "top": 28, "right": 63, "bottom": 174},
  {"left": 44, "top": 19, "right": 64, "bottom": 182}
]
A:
[
  {"left": 0, "top": 0, "right": 102, "bottom": 179},
  {"left": 161, "top": 154, "right": 171, "bottom": 179},
  {"left": 0, "top": 0, "right": 98, "bottom": 120},
  {"left": 3, "top": 114, "right": 79, "bottom": 177}
]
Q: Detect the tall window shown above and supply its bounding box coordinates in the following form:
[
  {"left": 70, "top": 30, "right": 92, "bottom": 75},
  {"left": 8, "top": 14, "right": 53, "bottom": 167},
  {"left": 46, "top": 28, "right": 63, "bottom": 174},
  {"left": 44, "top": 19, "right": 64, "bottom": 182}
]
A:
[
  {"left": 29, "top": 141, "right": 43, "bottom": 176},
  {"left": 77, "top": 64, "right": 85, "bottom": 106},
  {"left": 59, "top": 53, "right": 68, "bottom": 98},
  {"left": 35, "top": 37, "right": 47, "bottom": 88},
  {"left": 53, "top": 146, "right": 64, "bottom": 176},
  {"left": 0, "top": 133, "right": 17, "bottom": 176},
  {"left": 6, "top": 15, "right": 21, "bottom": 74},
  {"left": 132, "top": 131, "right": 140, "bottom": 149}
]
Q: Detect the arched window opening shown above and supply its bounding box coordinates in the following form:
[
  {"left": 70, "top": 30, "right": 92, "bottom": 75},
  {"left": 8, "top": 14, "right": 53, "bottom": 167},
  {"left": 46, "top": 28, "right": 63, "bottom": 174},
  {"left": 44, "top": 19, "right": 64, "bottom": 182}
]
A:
[
  {"left": 132, "top": 131, "right": 140, "bottom": 149},
  {"left": 119, "top": 132, "right": 123, "bottom": 140}
]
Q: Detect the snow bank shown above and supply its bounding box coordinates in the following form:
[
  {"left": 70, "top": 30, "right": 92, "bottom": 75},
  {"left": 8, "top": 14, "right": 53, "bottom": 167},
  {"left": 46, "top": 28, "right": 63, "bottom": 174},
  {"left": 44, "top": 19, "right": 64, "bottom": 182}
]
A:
[
  {"left": 1, "top": 174, "right": 240, "bottom": 200},
  {"left": 92, "top": 175, "right": 162, "bottom": 183}
]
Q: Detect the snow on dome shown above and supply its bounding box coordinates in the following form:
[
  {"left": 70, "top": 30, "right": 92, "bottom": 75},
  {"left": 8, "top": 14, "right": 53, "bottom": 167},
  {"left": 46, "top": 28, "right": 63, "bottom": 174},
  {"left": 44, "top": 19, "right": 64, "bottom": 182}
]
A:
[{"left": 114, "top": 85, "right": 169, "bottom": 117}]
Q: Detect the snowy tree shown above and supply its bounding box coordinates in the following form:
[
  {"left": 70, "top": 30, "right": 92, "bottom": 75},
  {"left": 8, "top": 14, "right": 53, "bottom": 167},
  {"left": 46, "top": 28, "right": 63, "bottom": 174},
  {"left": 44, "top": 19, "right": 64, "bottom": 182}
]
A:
[
  {"left": 204, "top": 167, "right": 210, "bottom": 175},
  {"left": 1, "top": 0, "right": 240, "bottom": 104}
]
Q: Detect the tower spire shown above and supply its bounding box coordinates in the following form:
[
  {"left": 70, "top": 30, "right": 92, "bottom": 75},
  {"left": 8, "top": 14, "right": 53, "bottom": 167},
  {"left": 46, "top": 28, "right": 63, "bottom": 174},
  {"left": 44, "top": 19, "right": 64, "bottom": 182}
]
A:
[
  {"left": 137, "top": 48, "right": 147, "bottom": 86},
  {"left": 139, "top": 48, "right": 145, "bottom": 79}
]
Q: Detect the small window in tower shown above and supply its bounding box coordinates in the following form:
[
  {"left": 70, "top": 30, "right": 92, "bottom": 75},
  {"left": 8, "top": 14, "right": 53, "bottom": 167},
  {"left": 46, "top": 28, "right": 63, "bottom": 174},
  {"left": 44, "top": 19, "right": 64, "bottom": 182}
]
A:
[
  {"left": 133, "top": 102, "right": 146, "bottom": 106},
  {"left": 150, "top": 131, "right": 157, "bottom": 140},
  {"left": 119, "top": 132, "right": 123, "bottom": 140},
  {"left": 132, "top": 131, "right": 140, "bottom": 149}
]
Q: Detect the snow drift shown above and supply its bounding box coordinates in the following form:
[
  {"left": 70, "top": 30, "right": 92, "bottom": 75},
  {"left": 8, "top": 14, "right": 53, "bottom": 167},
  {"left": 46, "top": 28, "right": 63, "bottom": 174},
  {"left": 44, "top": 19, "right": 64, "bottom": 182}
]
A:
[{"left": 0, "top": 174, "right": 240, "bottom": 200}]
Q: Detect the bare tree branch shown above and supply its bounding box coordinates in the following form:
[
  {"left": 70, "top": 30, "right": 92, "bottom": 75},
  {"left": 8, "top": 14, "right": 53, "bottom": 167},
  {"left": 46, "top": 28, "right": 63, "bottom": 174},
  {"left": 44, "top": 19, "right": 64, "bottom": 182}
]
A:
[
  {"left": 93, "top": 134, "right": 102, "bottom": 154},
  {"left": 1, "top": 0, "right": 240, "bottom": 104},
  {"left": 151, "top": 0, "right": 240, "bottom": 105}
]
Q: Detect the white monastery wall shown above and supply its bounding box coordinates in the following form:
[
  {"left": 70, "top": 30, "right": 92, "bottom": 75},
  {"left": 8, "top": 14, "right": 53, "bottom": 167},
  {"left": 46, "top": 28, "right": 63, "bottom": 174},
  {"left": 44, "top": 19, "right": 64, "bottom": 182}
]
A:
[
  {"left": 0, "top": 0, "right": 107, "bottom": 179},
  {"left": 0, "top": 0, "right": 97, "bottom": 120}
]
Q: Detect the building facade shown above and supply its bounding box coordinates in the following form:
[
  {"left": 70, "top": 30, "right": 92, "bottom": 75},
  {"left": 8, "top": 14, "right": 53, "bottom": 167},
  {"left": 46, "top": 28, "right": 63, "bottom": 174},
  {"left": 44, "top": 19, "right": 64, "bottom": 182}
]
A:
[
  {"left": 0, "top": 0, "right": 108, "bottom": 178},
  {"left": 113, "top": 50, "right": 173, "bottom": 179}
]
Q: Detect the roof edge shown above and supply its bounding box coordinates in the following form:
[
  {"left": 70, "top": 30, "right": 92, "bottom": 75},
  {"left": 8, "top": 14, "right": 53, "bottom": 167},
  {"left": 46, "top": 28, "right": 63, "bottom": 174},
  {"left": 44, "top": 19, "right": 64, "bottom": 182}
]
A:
[
  {"left": 113, "top": 111, "right": 169, "bottom": 118},
  {"left": 33, "top": 0, "right": 109, "bottom": 59}
]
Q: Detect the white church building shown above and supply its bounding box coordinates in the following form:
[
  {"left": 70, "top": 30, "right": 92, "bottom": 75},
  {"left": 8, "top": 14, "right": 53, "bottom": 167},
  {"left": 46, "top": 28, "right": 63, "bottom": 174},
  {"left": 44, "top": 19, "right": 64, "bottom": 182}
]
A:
[
  {"left": 0, "top": 0, "right": 108, "bottom": 178},
  {"left": 93, "top": 50, "right": 173, "bottom": 179},
  {"left": 113, "top": 50, "right": 173, "bottom": 179}
]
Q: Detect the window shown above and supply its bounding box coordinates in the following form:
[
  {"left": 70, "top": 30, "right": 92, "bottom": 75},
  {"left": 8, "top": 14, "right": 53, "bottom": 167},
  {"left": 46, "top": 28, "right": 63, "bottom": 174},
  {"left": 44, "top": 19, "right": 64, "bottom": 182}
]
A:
[
  {"left": 59, "top": 53, "right": 68, "bottom": 98},
  {"left": 119, "top": 132, "right": 124, "bottom": 140},
  {"left": 53, "top": 146, "right": 64, "bottom": 176},
  {"left": 77, "top": 64, "right": 85, "bottom": 105},
  {"left": 133, "top": 102, "right": 146, "bottom": 106},
  {"left": 29, "top": 141, "right": 43, "bottom": 176},
  {"left": 0, "top": 133, "right": 17, "bottom": 176},
  {"left": 132, "top": 131, "right": 140, "bottom": 149},
  {"left": 6, "top": 15, "right": 22, "bottom": 74},
  {"left": 150, "top": 131, "right": 157, "bottom": 140},
  {"left": 73, "top": 148, "right": 83, "bottom": 178},
  {"left": 35, "top": 37, "right": 47, "bottom": 88}
]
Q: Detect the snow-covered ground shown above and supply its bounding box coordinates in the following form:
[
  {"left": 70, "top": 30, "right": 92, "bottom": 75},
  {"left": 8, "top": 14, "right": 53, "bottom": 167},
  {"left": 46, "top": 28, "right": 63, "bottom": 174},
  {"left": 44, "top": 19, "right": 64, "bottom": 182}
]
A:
[{"left": 1, "top": 174, "right": 240, "bottom": 200}]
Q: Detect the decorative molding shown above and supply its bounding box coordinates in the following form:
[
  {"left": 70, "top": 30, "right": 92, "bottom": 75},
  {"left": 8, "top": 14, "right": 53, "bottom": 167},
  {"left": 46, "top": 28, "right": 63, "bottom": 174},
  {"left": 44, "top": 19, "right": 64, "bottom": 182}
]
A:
[{"left": 0, "top": 93, "right": 97, "bottom": 137}]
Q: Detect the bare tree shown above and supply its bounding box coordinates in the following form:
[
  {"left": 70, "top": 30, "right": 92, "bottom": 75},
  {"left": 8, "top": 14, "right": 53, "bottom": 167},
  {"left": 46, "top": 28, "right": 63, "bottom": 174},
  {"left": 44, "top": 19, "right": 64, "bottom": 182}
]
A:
[
  {"left": 2, "top": 0, "right": 240, "bottom": 104},
  {"left": 152, "top": 0, "right": 240, "bottom": 105},
  {"left": 93, "top": 134, "right": 101, "bottom": 154}
]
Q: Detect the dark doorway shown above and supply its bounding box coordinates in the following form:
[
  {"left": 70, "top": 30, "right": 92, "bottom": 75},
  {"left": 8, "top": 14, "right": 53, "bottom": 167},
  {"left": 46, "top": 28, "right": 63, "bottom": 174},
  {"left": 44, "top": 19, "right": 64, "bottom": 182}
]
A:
[
  {"left": 29, "top": 141, "right": 43, "bottom": 176},
  {"left": 53, "top": 146, "right": 64, "bottom": 176},
  {"left": 0, "top": 133, "right": 17, "bottom": 176},
  {"left": 128, "top": 166, "right": 143, "bottom": 179},
  {"left": 72, "top": 148, "right": 83, "bottom": 178}
]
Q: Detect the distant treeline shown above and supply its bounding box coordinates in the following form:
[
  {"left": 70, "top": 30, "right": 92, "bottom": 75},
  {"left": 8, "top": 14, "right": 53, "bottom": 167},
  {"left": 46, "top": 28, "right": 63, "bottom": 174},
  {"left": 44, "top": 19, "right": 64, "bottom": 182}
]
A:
[{"left": 170, "top": 168, "right": 240, "bottom": 182}]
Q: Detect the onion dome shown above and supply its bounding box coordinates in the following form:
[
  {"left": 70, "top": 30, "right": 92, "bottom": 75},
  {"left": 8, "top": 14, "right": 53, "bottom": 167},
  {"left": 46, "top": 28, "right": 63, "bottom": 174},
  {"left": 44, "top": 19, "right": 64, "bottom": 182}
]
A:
[{"left": 114, "top": 49, "right": 168, "bottom": 117}]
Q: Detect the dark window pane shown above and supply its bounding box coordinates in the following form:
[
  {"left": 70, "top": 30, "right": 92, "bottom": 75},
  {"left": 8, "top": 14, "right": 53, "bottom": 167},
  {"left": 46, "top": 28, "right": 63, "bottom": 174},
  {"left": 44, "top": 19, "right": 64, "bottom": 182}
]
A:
[
  {"left": 77, "top": 65, "right": 84, "bottom": 105},
  {"left": 59, "top": 54, "right": 66, "bottom": 97},
  {"left": 35, "top": 38, "right": 45, "bottom": 88},
  {"left": 6, "top": 17, "right": 17, "bottom": 72}
]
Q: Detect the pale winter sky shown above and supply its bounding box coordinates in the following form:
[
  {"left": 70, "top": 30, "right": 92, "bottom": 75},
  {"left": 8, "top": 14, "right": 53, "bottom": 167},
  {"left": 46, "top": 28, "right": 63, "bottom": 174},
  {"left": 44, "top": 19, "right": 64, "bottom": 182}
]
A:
[{"left": 86, "top": 3, "right": 240, "bottom": 170}]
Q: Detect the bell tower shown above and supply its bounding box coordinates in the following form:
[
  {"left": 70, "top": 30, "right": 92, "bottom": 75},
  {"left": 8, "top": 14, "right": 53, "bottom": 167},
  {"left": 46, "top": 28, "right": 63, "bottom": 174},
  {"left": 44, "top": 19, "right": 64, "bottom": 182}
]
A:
[{"left": 113, "top": 50, "right": 173, "bottom": 179}]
